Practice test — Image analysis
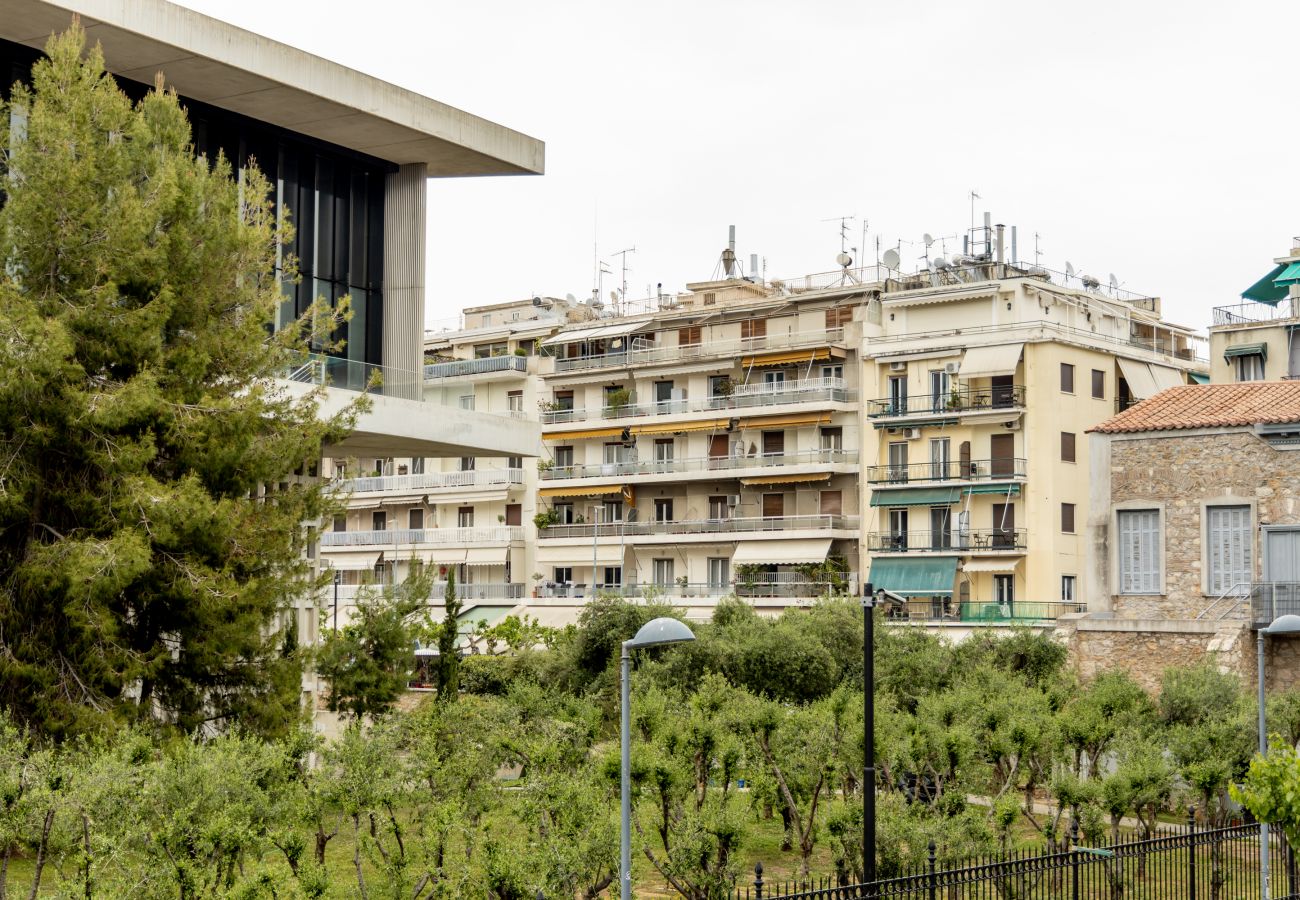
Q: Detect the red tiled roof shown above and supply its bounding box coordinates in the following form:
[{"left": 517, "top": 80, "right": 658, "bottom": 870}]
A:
[{"left": 1091, "top": 383, "right": 1300, "bottom": 434}]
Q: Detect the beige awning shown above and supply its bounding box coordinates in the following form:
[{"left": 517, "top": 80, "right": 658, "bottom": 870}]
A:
[
  {"left": 1148, "top": 364, "right": 1185, "bottom": 392},
  {"left": 535, "top": 545, "right": 625, "bottom": 565},
  {"left": 431, "top": 548, "right": 468, "bottom": 564},
  {"left": 961, "top": 558, "right": 1022, "bottom": 574},
  {"left": 464, "top": 547, "right": 509, "bottom": 566},
  {"left": 958, "top": 343, "right": 1023, "bottom": 379},
  {"left": 1117, "top": 357, "right": 1160, "bottom": 400},
  {"left": 541, "top": 320, "right": 645, "bottom": 346},
  {"left": 732, "top": 538, "right": 831, "bottom": 565},
  {"left": 739, "top": 472, "right": 833, "bottom": 487}
]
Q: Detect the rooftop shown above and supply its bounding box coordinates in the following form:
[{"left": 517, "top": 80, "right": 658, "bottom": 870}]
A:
[
  {"left": 3, "top": 0, "right": 544, "bottom": 175},
  {"left": 1091, "top": 383, "right": 1300, "bottom": 434}
]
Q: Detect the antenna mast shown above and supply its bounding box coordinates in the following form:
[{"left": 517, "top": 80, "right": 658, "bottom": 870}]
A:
[
  {"left": 611, "top": 247, "right": 636, "bottom": 314},
  {"left": 821, "top": 215, "right": 857, "bottom": 254}
]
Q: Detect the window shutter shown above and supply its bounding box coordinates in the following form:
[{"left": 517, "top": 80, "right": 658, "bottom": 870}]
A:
[{"left": 1119, "top": 509, "right": 1160, "bottom": 594}]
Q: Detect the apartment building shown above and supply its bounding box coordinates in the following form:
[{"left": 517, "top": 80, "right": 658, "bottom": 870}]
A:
[
  {"left": 531, "top": 277, "right": 865, "bottom": 621},
  {"left": 1209, "top": 238, "right": 1300, "bottom": 383},
  {"left": 861, "top": 258, "right": 1207, "bottom": 628}
]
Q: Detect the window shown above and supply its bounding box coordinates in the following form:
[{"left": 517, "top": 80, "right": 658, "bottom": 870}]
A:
[
  {"left": 654, "top": 499, "right": 674, "bottom": 522},
  {"left": 678, "top": 325, "right": 702, "bottom": 346},
  {"left": 707, "top": 558, "right": 730, "bottom": 590},
  {"left": 763, "top": 370, "right": 786, "bottom": 388},
  {"left": 602, "top": 500, "right": 624, "bottom": 522},
  {"left": 709, "top": 496, "right": 731, "bottom": 519},
  {"left": 508, "top": 456, "right": 522, "bottom": 470},
  {"left": 762, "top": 493, "right": 784, "bottom": 518},
  {"left": 1061, "top": 503, "right": 1076, "bottom": 534},
  {"left": 554, "top": 503, "right": 574, "bottom": 524},
  {"left": 1061, "top": 575, "right": 1076, "bottom": 605},
  {"left": 655, "top": 381, "right": 675, "bottom": 403},
  {"left": 553, "top": 567, "right": 573, "bottom": 585},
  {"left": 1060, "top": 363, "right": 1075, "bottom": 394},
  {"left": 507, "top": 390, "right": 524, "bottom": 412},
  {"left": 929, "top": 370, "right": 950, "bottom": 411},
  {"left": 371, "top": 511, "right": 386, "bottom": 531},
  {"left": 604, "top": 385, "right": 628, "bottom": 409},
  {"left": 458, "top": 507, "right": 474, "bottom": 528},
  {"left": 888, "top": 376, "right": 908, "bottom": 413},
  {"left": 517, "top": 339, "right": 537, "bottom": 356},
  {"left": 929, "top": 506, "right": 951, "bottom": 550},
  {"left": 709, "top": 375, "right": 731, "bottom": 398},
  {"left": 889, "top": 509, "right": 909, "bottom": 550},
  {"left": 825, "top": 306, "right": 854, "bottom": 329},
  {"left": 740, "top": 319, "right": 767, "bottom": 341},
  {"left": 411, "top": 457, "right": 425, "bottom": 475},
  {"left": 554, "top": 390, "right": 574, "bottom": 411},
  {"left": 1091, "top": 369, "right": 1105, "bottom": 399},
  {"left": 1235, "top": 354, "right": 1265, "bottom": 382},
  {"left": 762, "top": 431, "right": 785, "bottom": 456},
  {"left": 654, "top": 439, "right": 675, "bottom": 464},
  {"left": 1061, "top": 432, "right": 1076, "bottom": 463},
  {"left": 604, "top": 442, "right": 631, "bottom": 465},
  {"left": 505, "top": 504, "right": 522, "bottom": 526},
  {"left": 553, "top": 446, "right": 574, "bottom": 471},
  {"left": 821, "top": 427, "right": 843, "bottom": 452},
  {"left": 995, "top": 574, "right": 1015, "bottom": 608},
  {"left": 822, "top": 364, "right": 844, "bottom": 381},
  {"left": 459, "top": 394, "right": 476, "bottom": 410},
  {"left": 1117, "top": 509, "right": 1161, "bottom": 594},
  {"left": 408, "top": 508, "right": 424, "bottom": 530},
  {"left": 460, "top": 456, "right": 476, "bottom": 472},
  {"left": 930, "top": 438, "right": 950, "bottom": 481},
  {"left": 888, "top": 442, "right": 909, "bottom": 482},
  {"left": 820, "top": 490, "right": 842, "bottom": 516},
  {"left": 652, "top": 559, "right": 674, "bottom": 587},
  {"left": 601, "top": 566, "right": 623, "bottom": 588},
  {"left": 332, "top": 515, "right": 346, "bottom": 532},
  {"left": 1207, "top": 505, "right": 1252, "bottom": 594},
  {"left": 474, "top": 341, "right": 507, "bottom": 358},
  {"left": 702, "top": 293, "right": 717, "bottom": 306}
]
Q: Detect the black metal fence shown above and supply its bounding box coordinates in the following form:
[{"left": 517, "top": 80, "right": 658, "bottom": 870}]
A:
[{"left": 735, "top": 818, "right": 1299, "bottom": 900}]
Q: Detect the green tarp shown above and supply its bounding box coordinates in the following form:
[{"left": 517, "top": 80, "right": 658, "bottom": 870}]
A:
[
  {"left": 869, "top": 487, "right": 961, "bottom": 507},
  {"left": 1242, "top": 264, "right": 1289, "bottom": 304},
  {"left": 963, "top": 483, "right": 1022, "bottom": 496},
  {"left": 1189, "top": 372, "right": 1210, "bottom": 384},
  {"left": 1224, "top": 342, "right": 1267, "bottom": 361},
  {"left": 868, "top": 556, "right": 958, "bottom": 597},
  {"left": 1275, "top": 261, "right": 1300, "bottom": 286}
]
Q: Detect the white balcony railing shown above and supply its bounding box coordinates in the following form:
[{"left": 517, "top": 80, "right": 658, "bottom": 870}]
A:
[
  {"left": 320, "top": 526, "right": 524, "bottom": 547},
  {"left": 334, "top": 468, "right": 523, "bottom": 494},
  {"left": 550, "top": 327, "right": 844, "bottom": 373},
  {"left": 538, "top": 515, "right": 858, "bottom": 540},
  {"left": 423, "top": 356, "right": 527, "bottom": 379},
  {"left": 540, "top": 448, "right": 857, "bottom": 480},
  {"left": 540, "top": 377, "right": 853, "bottom": 424},
  {"left": 328, "top": 583, "right": 525, "bottom": 602}
]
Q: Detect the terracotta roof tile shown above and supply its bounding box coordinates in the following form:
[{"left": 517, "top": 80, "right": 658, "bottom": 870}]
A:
[{"left": 1091, "top": 383, "right": 1300, "bottom": 434}]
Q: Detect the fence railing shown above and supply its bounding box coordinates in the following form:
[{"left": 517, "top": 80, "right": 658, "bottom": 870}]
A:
[
  {"left": 866, "top": 385, "right": 1026, "bottom": 419},
  {"left": 1212, "top": 299, "right": 1297, "bottom": 326},
  {"left": 422, "top": 355, "right": 528, "bottom": 379},
  {"left": 334, "top": 468, "right": 523, "bottom": 494},
  {"left": 541, "top": 378, "right": 855, "bottom": 424},
  {"left": 328, "top": 582, "right": 524, "bottom": 601},
  {"left": 549, "top": 327, "right": 845, "bottom": 372},
  {"left": 284, "top": 352, "right": 423, "bottom": 400},
  {"left": 734, "top": 818, "right": 1293, "bottom": 900},
  {"left": 1250, "top": 582, "right": 1300, "bottom": 625},
  {"left": 320, "top": 526, "right": 524, "bottom": 547},
  {"left": 885, "top": 598, "right": 1084, "bottom": 623},
  {"left": 539, "top": 449, "right": 857, "bottom": 480},
  {"left": 864, "top": 457, "right": 1026, "bottom": 484},
  {"left": 866, "top": 528, "right": 1028, "bottom": 552},
  {"left": 534, "top": 579, "right": 857, "bottom": 601},
  {"left": 537, "top": 514, "right": 859, "bottom": 540}
]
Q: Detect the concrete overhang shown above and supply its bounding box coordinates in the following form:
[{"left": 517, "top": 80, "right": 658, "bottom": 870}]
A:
[
  {"left": 3, "top": 0, "right": 545, "bottom": 176},
  {"left": 281, "top": 382, "right": 541, "bottom": 459}
]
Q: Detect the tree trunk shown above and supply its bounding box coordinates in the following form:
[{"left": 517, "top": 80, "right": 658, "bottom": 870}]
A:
[
  {"left": 352, "top": 814, "right": 368, "bottom": 900},
  {"left": 28, "top": 808, "right": 55, "bottom": 900},
  {"left": 82, "top": 813, "right": 93, "bottom": 900}
]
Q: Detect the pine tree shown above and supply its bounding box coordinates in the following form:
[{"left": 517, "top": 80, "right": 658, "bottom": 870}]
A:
[
  {"left": 0, "top": 26, "right": 357, "bottom": 738},
  {"left": 437, "top": 568, "right": 462, "bottom": 702}
]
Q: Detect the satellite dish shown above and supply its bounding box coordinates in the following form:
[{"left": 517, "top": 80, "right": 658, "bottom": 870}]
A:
[
  {"left": 1108, "top": 274, "right": 1119, "bottom": 291},
  {"left": 1065, "top": 261, "right": 1075, "bottom": 279},
  {"left": 565, "top": 293, "right": 577, "bottom": 303},
  {"left": 923, "top": 233, "right": 934, "bottom": 246},
  {"left": 933, "top": 256, "right": 949, "bottom": 270},
  {"left": 1081, "top": 274, "right": 1100, "bottom": 291},
  {"left": 609, "top": 290, "right": 619, "bottom": 304},
  {"left": 882, "top": 248, "right": 900, "bottom": 269},
  {"left": 836, "top": 251, "right": 853, "bottom": 268}
]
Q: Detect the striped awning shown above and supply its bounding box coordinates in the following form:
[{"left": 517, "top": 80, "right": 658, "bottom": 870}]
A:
[
  {"left": 741, "top": 347, "right": 840, "bottom": 368},
  {"left": 739, "top": 472, "right": 833, "bottom": 487},
  {"left": 738, "top": 411, "right": 832, "bottom": 429},
  {"left": 542, "top": 426, "right": 626, "bottom": 441},
  {"left": 539, "top": 484, "right": 625, "bottom": 499},
  {"left": 631, "top": 418, "right": 730, "bottom": 435}
]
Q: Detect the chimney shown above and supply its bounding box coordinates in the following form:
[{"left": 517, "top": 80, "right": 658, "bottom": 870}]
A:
[
  {"left": 995, "top": 224, "right": 1005, "bottom": 263},
  {"left": 1010, "top": 226, "right": 1018, "bottom": 265}
]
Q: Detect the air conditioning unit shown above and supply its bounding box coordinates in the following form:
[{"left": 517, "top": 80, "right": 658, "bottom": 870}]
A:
[
  {"left": 944, "top": 361, "right": 961, "bottom": 375},
  {"left": 904, "top": 427, "right": 922, "bottom": 440},
  {"left": 889, "top": 361, "right": 906, "bottom": 372},
  {"left": 1004, "top": 421, "right": 1022, "bottom": 431},
  {"left": 726, "top": 494, "right": 741, "bottom": 508}
]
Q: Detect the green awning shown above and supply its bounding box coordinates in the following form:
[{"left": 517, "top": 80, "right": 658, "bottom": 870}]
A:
[
  {"left": 870, "top": 487, "right": 961, "bottom": 507},
  {"left": 963, "top": 483, "right": 1022, "bottom": 496},
  {"left": 1242, "top": 264, "right": 1289, "bottom": 304},
  {"left": 1275, "top": 261, "right": 1300, "bottom": 286},
  {"left": 1189, "top": 372, "right": 1210, "bottom": 385},
  {"left": 1224, "top": 343, "right": 1267, "bottom": 361},
  {"left": 868, "top": 556, "right": 958, "bottom": 597}
]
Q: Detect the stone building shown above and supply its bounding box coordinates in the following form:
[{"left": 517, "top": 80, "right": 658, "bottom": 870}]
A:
[{"left": 1077, "top": 383, "right": 1300, "bottom": 692}]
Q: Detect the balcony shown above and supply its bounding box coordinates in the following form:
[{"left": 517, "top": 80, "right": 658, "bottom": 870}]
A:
[
  {"left": 329, "top": 582, "right": 525, "bottom": 602},
  {"left": 866, "top": 529, "right": 1027, "bottom": 553},
  {"left": 423, "top": 355, "right": 528, "bottom": 379},
  {"left": 1248, "top": 582, "right": 1300, "bottom": 626},
  {"left": 541, "top": 378, "right": 854, "bottom": 424},
  {"left": 537, "top": 514, "right": 858, "bottom": 540},
  {"left": 540, "top": 448, "right": 857, "bottom": 481},
  {"left": 550, "top": 328, "right": 844, "bottom": 373},
  {"left": 320, "top": 526, "right": 524, "bottom": 548},
  {"left": 865, "top": 457, "right": 1026, "bottom": 485},
  {"left": 886, "top": 599, "right": 1083, "bottom": 624},
  {"left": 1212, "top": 300, "right": 1297, "bottom": 327},
  {"left": 536, "top": 578, "right": 858, "bottom": 601},
  {"left": 335, "top": 468, "right": 523, "bottom": 494},
  {"left": 867, "top": 385, "right": 1025, "bottom": 420}
]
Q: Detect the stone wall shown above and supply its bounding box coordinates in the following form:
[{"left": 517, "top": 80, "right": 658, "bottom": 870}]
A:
[{"left": 1105, "top": 429, "right": 1300, "bottom": 618}]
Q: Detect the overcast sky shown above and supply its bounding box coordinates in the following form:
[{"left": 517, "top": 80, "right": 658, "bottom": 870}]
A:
[{"left": 173, "top": 0, "right": 1299, "bottom": 333}]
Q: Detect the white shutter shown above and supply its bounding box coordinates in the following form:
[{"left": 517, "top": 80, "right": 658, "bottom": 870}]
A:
[
  {"left": 1119, "top": 510, "right": 1160, "bottom": 594},
  {"left": 1208, "top": 506, "right": 1251, "bottom": 595}
]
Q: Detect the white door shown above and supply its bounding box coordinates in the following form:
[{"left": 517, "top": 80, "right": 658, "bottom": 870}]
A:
[{"left": 1265, "top": 528, "right": 1300, "bottom": 618}]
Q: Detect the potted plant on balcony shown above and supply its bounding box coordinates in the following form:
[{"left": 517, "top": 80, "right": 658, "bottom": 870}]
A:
[
  {"left": 532, "top": 509, "right": 559, "bottom": 531},
  {"left": 945, "top": 386, "right": 963, "bottom": 410},
  {"left": 605, "top": 387, "right": 631, "bottom": 414},
  {"left": 735, "top": 564, "right": 762, "bottom": 597},
  {"left": 531, "top": 572, "right": 544, "bottom": 598},
  {"left": 675, "top": 574, "right": 689, "bottom": 597},
  {"left": 514, "top": 347, "right": 527, "bottom": 356}
]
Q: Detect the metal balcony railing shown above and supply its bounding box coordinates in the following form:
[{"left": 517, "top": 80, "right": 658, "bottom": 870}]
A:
[
  {"left": 284, "top": 353, "right": 423, "bottom": 400},
  {"left": 1212, "top": 300, "right": 1297, "bottom": 326},
  {"left": 423, "top": 355, "right": 527, "bottom": 379},
  {"left": 533, "top": 576, "right": 859, "bottom": 600},
  {"left": 329, "top": 582, "right": 525, "bottom": 601},
  {"left": 1248, "top": 582, "right": 1300, "bottom": 625},
  {"left": 540, "top": 448, "right": 857, "bottom": 480},
  {"left": 886, "top": 599, "right": 1083, "bottom": 623},
  {"left": 550, "top": 328, "right": 844, "bottom": 373},
  {"left": 541, "top": 378, "right": 855, "bottom": 424},
  {"left": 867, "top": 385, "right": 1026, "bottom": 418},
  {"left": 538, "top": 514, "right": 859, "bottom": 540},
  {"left": 335, "top": 468, "right": 523, "bottom": 493},
  {"left": 320, "top": 526, "right": 524, "bottom": 547},
  {"left": 865, "top": 457, "right": 1026, "bottom": 484},
  {"left": 866, "top": 528, "right": 1027, "bottom": 552}
]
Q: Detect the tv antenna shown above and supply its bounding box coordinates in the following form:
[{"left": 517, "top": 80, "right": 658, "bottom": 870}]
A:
[
  {"left": 822, "top": 215, "right": 857, "bottom": 254},
  {"left": 969, "top": 190, "right": 981, "bottom": 234},
  {"left": 610, "top": 247, "right": 636, "bottom": 311},
  {"left": 1034, "top": 233, "right": 1043, "bottom": 267}
]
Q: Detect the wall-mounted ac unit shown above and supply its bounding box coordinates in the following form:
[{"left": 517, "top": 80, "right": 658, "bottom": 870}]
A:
[
  {"left": 944, "top": 361, "right": 961, "bottom": 375},
  {"left": 889, "top": 361, "right": 906, "bottom": 372},
  {"left": 904, "top": 427, "right": 923, "bottom": 440},
  {"left": 726, "top": 494, "right": 741, "bottom": 508},
  {"left": 1004, "top": 420, "right": 1022, "bottom": 431}
]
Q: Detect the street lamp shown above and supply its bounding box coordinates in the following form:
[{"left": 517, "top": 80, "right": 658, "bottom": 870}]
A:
[
  {"left": 863, "top": 582, "right": 877, "bottom": 889},
  {"left": 332, "top": 568, "right": 341, "bottom": 633},
  {"left": 620, "top": 617, "right": 695, "bottom": 900},
  {"left": 1257, "top": 614, "right": 1300, "bottom": 900}
]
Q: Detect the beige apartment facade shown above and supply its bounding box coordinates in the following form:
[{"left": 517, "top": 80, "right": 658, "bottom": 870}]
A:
[{"left": 1208, "top": 238, "right": 1300, "bottom": 384}]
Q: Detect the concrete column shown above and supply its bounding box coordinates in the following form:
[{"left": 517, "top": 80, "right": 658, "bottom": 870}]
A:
[{"left": 382, "top": 163, "right": 427, "bottom": 400}]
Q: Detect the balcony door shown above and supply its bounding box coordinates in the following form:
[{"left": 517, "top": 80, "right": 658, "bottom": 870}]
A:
[
  {"left": 762, "top": 493, "right": 784, "bottom": 519},
  {"left": 991, "top": 375, "right": 1015, "bottom": 408},
  {"left": 708, "top": 434, "right": 730, "bottom": 469},
  {"left": 929, "top": 370, "right": 950, "bottom": 412},
  {"left": 992, "top": 503, "right": 1015, "bottom": 548},
  {"left": 888, "top": 442, "right": 908, "bottom": 483},
  {"left": 930, "top": 439, "right": 950, "bottom": 481},
  {"left": 889, "top": 508, "right": 908, "bottom": 550},
  {"left": 929, "top": 506, "right": 951, "bottom": 550},
  {"left": 1265, "top": 529, "right": 1300, "bottom": 616},
  {"left": 990, "top": 434, "right": 1015, "bottom": 478},
  {"left": 888, "top": 376, "right": 908, "bottom": 414},
  {"left": 762, "top": 431, "right": 785, "bottom": 458}
]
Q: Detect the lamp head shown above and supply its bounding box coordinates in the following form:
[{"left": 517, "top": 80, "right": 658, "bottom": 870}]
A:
[
  {"left": 1264, "top": 614, "right": 1300, "bottom": 636},
  {"left": 625, "top": 616, "right": 695, "bottom": 650}
]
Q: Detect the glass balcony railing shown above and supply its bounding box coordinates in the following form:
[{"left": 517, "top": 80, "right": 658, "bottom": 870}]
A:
[
  {"left": 550, "top": 328, "right": 844, "bottom": 373},
  {"left": 885, "top": 599, "right": 1083, "bottom": 623},
  {"left": 865, "top": 528, "right": 1027, "bottom": 553},
  {"left": 865, "top": 457, "right": 1026, "bottom": 484},
  {"left": 423, "top": 356, "right": 528, "bottom": 379},
  {"left": 329, "top": 582, "right": 525, "bottom": 601},
  {"left": 867, "top": 385, "right": 1025, "bottom": 419},
  {"left": 534, "top": 578, "right": 858, "bottom": 600},
  {"left": 540, "top": 448, "right": 856, "bottom": 480},
  {"left": 537, "top": 514, "right": 858, "bottom": 540},
  {"left": 540, "top": 377, "right": 854, "bottom": 424},
  {"left": 320, "top": 526, "right": 524, "bottom": 547},
  {"left": 334, "top": 468, "right": 523, "bottom": 493}
]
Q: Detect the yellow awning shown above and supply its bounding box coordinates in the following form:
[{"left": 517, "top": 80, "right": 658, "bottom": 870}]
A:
[
  {"left": 542, "top": 426, "right": 625, "bottom": 442},
  {"left": 739, "top": 472, "right": 833, "bottom": 487},
  {"left": 631, "top": 418, "right": 730, "bottom": 436},
  {"left": 539, "top": 484, "right": 624, "bottom": 498},
  {"left": 738, "top": 411, "right": 832, "bottom": 429},
  {"left": 741, "top": 347, "right": 837, "bottom": 368}
]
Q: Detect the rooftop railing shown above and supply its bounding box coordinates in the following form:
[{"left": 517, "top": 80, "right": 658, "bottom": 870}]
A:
[
  {"left": 1212, "top": 300, "right": 1297, "bottom": 326},
  {"left": 886, "top": 599, "right": 1084, "bottom": 624},
  {"left": 328, "top": 582, "right": 525, "bottom": 601},
  {"left": 549, "top": 327, "right": 845, "bottom": 373},
  {"left": 334, "top": 468, "right": 523, "bottom": 494},
  {"left": 536, "top": 578, "right": 858, "bottom": 600},
  {"left": 541, "top": 378, "right": 854, "bottom": 424},
  {"left": 866, "top": 385, "right": 1025, "bottom": 419},
  {"left": 865, "top": 457, "right": 1026, "bottom": 484},
  {"left": 540, "top": 448, "right": 857, "bottom": 481},
  {"left": 538, "top": 514, "right": 858, "bottom": 540},
  {"left": 320, "top": 526, "right": 524, "bottom": 548},
  {"left": 423, "top": 355, "right": 528, "bottom": 379},
  {"left": 866, "top": 528, "right": 1027, "bottom": 553}
]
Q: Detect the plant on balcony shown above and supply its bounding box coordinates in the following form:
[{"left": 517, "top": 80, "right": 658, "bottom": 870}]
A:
[
  {"left": 538, "top": 399, "right": 560, "bottom": 413},
  {"left": 514, "top": 347, "right": 527, "bottom": 356},
  {"left": 533, "top": 509, "right": 560, "bottom": 531},
  {"left": 946, "top": 387, "right": 963, "bottom": 410},
  {"left": 735, "top": 564, "right": 764, "bottom": 595},
  {"left": 675, "top": 575, "right": 690, "bottom": 596},
  {"left": 604, "top": 387, "right": 631, "bottom": 412},
  {"left": 715, "top": 377, "right": 735, "bottom": 398},
  {"left": 537, "top": 458, "right": 554, "bottom": 472}
]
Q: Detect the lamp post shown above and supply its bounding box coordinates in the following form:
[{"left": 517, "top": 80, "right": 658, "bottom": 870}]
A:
[
  {"left": 862, "top": 582, "right": 877, "bottom": 889},
  {"left": 1256, "top": 614, "right": 1300, "bottom": 900},
  {"left": 620, "top": 617, "right": 695, "bottom": 900},
  {"left": 332, "top": 568, "right": 341, "bottom": 633}
]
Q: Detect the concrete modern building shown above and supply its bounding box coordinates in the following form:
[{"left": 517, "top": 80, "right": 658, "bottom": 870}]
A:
[
  {"left": 1209, "top": 238, "right": 1300, "bottom": 383},
  {"left": 860, "top": 252, "right": 1206, "bottom": 629},
  {"left": 1078, "top": 383, "right": 1300, "bottom": 692},
  {"left": 2, "top": 0, "right": 544, "bottom": 713}
]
